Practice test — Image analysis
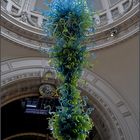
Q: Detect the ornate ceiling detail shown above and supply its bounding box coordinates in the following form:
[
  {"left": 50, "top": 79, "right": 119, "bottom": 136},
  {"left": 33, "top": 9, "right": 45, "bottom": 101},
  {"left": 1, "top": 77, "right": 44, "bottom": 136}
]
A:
[
  {"left": 39, "top": 84, "right": 56, "bottom": 97},
  {"left": 1, "top": 0, "right": 139, "bottom": 51}
]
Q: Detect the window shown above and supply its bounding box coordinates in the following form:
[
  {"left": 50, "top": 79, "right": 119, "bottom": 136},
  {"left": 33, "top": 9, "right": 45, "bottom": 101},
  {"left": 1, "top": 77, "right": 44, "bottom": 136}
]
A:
[
  {"left": 123, "top": 1, "right": 129, "bottom": 11},
  {"left": 11, "top": 6, "right": 19, "bottom": 14},
  {"left": 34, "top": 0, "right": 49, "bottom": 12},
  {"left": 111, "top": 8, "right": 120, "bottom": 19},
  {"left": 87, "top": 0, "right": 104, "bottom": 11},
  {"left": 99, "top": 14, "right": 107, "bottom": 25},
  {"left": 31, "top": 15, "right": 38, "bottom": 23},
  {"left": 1, "top": 0, "right": 8, "bottom": 8}
]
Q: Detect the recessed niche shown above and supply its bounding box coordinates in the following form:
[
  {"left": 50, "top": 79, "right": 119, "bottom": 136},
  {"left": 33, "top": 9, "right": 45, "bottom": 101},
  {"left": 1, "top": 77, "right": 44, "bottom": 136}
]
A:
[{"left": 11, "top": 6, "right": 19, "bottom": 14}]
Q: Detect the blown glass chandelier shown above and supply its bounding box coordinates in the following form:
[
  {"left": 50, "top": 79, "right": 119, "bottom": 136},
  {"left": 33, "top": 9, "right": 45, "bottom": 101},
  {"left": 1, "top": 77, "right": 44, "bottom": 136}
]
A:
[{"left": 42, "top": 0, "right": 95, "bottom": 139}]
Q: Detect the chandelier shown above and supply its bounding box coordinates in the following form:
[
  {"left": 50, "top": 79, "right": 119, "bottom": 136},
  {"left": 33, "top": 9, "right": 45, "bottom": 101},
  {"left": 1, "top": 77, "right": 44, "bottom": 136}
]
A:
[{"left": 40, "top": 0, "right": 95, "bottom": 139}]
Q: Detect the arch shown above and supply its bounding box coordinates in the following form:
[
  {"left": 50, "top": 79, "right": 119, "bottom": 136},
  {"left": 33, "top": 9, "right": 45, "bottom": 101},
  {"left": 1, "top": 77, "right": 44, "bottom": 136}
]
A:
[
  {"left": 1, "top": 57, "right": 139, "bottom": 140},
  {"left": 3, "top": 132, "right": 54, "bottom": 140}
]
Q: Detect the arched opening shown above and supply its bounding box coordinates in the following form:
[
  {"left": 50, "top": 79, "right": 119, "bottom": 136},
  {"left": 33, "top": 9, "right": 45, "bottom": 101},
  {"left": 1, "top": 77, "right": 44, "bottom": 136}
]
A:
[
  {"left": 1, "top": 79, "right": 101, "bottom": 140},
  {"left": 1, "top": 96, "right": 58, "bottom": 140},
  {"left": 3, "top": 133, "right": 53, "bottom": 140},
  {"left": 2, "top": 57, "right": 137, "bottom": 140}
]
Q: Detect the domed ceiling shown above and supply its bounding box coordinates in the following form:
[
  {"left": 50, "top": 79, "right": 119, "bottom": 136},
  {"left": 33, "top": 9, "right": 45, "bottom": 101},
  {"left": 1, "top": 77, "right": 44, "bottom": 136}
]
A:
[
  {"left": 1, "top": 0, "right": 139, "bottom": 50},
  {"left": 33, "top": 0, "right": 104, "bottom": 12}
]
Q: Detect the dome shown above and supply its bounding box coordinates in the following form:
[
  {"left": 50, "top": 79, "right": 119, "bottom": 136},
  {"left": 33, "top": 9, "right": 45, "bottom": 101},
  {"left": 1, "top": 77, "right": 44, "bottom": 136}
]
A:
[
  {"left": 2, "top": 0, "right": 138, "bottom": 26},
  {"left": 1, "top": 0, "right": 139, "bottom": 51}
]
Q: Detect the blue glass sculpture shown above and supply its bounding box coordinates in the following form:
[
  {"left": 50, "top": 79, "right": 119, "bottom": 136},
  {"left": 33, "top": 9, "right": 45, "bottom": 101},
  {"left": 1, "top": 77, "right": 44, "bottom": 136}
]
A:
[{"left": 42, "top": 0, "right": 95, "bottom": 139}]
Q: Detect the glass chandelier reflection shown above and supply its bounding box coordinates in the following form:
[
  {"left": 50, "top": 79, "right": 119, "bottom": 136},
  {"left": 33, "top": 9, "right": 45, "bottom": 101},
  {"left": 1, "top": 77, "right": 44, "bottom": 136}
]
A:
[{"left": 42, "top": 0, "right": 95, "bottom": 139}]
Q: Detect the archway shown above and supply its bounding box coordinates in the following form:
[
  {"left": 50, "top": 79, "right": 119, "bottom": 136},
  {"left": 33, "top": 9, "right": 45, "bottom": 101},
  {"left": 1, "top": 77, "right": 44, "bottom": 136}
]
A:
[
  {"left": 3, "top": 132, "right": 54, "bottom": 140},
  {"left": 1, "top": 57, "right": 138, "bottom": 140}
]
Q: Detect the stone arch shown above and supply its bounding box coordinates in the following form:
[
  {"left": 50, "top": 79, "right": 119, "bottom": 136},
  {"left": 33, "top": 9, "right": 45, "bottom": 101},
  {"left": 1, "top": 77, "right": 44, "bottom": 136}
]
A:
[
  {"left": 3, "top": 132, "right": 54, "bottom": 140},
  {"left": 1, "top": 57, "right": 139, "bottom": 140}
]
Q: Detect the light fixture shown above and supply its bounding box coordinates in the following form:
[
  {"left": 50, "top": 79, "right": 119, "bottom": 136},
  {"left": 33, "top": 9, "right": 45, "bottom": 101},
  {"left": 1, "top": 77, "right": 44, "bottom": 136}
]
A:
[
  {"left": 110, "top": 28, "right": 119, "bottom": 37},
  {"left": 42, "top": 0, "right": 94, "bottom": 139}
]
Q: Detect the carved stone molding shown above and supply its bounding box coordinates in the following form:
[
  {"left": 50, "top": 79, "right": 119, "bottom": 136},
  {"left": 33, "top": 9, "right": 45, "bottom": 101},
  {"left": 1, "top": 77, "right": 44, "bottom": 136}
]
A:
[
  {"left": 1, "top": 78, "right": 41, "bottom": 107},
  {"left": 3, "top": 132, "right": 54, "bottom": 140}
]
